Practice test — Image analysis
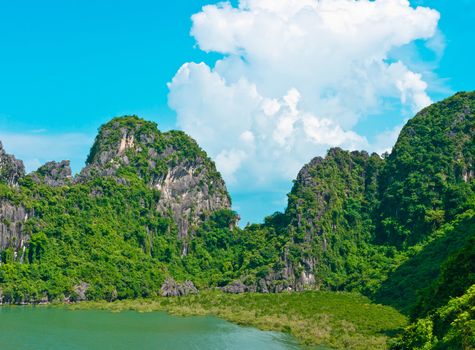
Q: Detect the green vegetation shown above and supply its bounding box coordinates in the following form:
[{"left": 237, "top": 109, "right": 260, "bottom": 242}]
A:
[
  {"left": 66, "top": 290, "right": 407, "bottom": 350},
  {"left": 85, "top": 115, "right": 227, "bottom": 197},
  {"left": 0, "top": 175, "right": 284, "bottom": 302},
  {"left": 377, "top": 92, "right": 475, "bottom": 247},
  {"left": 283, "top": 149, "right": 392, "bottom": 292},
  {"left": 391, "top": 285, "right": 475, "bottom": 350},
  {"left": 0, "top": 178, "right": 171, "bottom": 302},
  {"left": 0, "top": 92, "right": 474, "bottom": 349},
  {"left": 375, "top": 209, "right": 475, "bottom": 315}
]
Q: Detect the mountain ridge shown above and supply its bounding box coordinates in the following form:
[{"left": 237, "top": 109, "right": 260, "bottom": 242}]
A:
[{"left": 0, "top": 92, "right": 473, "bottom": 349}]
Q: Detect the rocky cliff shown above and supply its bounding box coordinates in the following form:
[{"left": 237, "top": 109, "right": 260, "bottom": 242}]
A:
[
  {"left": 0, "top": 142, "right": 25, "bottom": 186},
  {"left": 0, "top": 116, "right": 231, "bottom": 262},
  {"left": 255, "top": 148, "right": 384, "bottom": 292},
  {"left": 0, "top": 159, "right": 71, "bottom": 259},
  {"left": 0, "top": 201, "right": 30, "bottom": 256},
  {"left": 0, "top": 93, "right": 472, "bottom": 309},
  {"left": 31, "top": 160, "right": 72, "bottom": 187},
  {"left": 0, "top": 143, "right": 29, "bottom": 256},
  {"left": 0, "top": 116, "right": 234, "bottom": 302},
  {"left": 80, "top": 116, "right": 231, "bottom": 242}
]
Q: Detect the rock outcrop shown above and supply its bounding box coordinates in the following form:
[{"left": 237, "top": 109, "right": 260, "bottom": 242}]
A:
[
  {"left": 155, "top": 156, "right": 230, "bottom": 242},
  {"left": 0, "top": 142, "right": 25, "bottom": 186},
  {"left": 0, "top": 143, "right": 29, "bottom": 257},
  {"left": 72, "top": 282, "right": 90, "bottom": 301},
  {"left": 31, "top": 160, "right": 72, "bottom": 187},
  {"left": 248, "top": 148, "right": 384, "bottom": 292},
  {"left": 80, "top": 116, "right": 231, "bottom": 242},
  {"left": 223, "top": 260, "right": 316, "bottom": 294},
  {"left": 220, "top": 280, "right": 249, "bottom": 294},
  {"left": 0, "top": 201, "right": 31, "bottom": 256},
  {"left": 160, "top": 278, "right": 198, "bottom": 297}
]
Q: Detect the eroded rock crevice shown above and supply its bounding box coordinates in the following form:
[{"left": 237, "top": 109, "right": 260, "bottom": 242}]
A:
[{"left": 0, "top": 201, "right": 31, "bottom": 255}]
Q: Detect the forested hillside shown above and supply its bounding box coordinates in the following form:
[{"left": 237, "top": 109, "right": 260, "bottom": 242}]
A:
[{"left": 0, "top": 92, "right": 473, "bottom": 349}]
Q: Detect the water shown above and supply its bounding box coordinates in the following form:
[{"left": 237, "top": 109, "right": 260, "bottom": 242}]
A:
[{"left": 0, "top": 307, "right": 301, "bottom": 350}]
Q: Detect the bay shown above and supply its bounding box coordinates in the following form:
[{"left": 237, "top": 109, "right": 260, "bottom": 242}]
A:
[{"left": 0, "top": 307, "right": 302, "bottom": 350}]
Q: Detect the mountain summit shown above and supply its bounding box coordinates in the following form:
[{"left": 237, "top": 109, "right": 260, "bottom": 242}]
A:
[
  {"left": 80, "top": 116, "right": 231, "bottom": 241},
  {"left": 0, "top": 142, "right": 25, "bottom": 186}
]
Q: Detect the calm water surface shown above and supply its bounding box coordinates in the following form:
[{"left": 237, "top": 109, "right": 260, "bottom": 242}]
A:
[{"left": 0, "top": 307, "right": 302, "bottom": 350}]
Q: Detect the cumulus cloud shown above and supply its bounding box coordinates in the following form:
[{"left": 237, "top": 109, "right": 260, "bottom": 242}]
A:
[
  {"left": 168, "top": 0, "right": 440, "bottom": 191},
  {"left": 169, "top": 62, "right": 365, "bottom": 185}
]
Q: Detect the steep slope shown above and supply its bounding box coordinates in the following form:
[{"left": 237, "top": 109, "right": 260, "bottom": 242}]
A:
[
  {"left": 0, "top": 142, "right": 24, "bottom": 186},
  {"left": 268, "top": 92, "right": 475, "bottom": 348},
  {"left": 272, "top": 92, "right": 475, "bottom": 294},
  {"left": 228, "top": 149, "right": 392, "bottom": 293},
  {"left": 373, "top": 92, "right": 475, "bottom": 316},
  {"left": 377, "top": 91, "right": 475, "bottom": 247},
  {"left": 0, "top": 116, "right": 232, "bottom": 302},
  {"left": 0, "top": 176, "right": 173, "bottom": 302},
  {"left": 80, "top": 116, "right": 231, "bottom": 243},
  {"left": 282, "top": 148, "right": 385, "bottom": 290},
  {"left": 375, "top": 210, "right": 475, "bottom": 314},
  {"left": 228, "top": 92, "right": 474, "bottom": 302},
  {"left": 0, "top": 143, "right": 29, "bottom": 253},
  {"left": 0, "top": 185, "right": 31, "bottom": 254},
  {"left": 391, "top": 285, "right": 475, "bottom": 350}
]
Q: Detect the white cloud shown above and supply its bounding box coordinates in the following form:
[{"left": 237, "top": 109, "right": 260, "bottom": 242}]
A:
[
  {"left": 168, "top": 0, "right": 440, "bottom": 192},
  {"left": 425, "top": 30, "right": 446, "bottom": 59},
  {"left": 390, "top": 62, "right": 432, "bottom": 112},
  {"left": 169, "top": 63, "right": 366, "bottom": 186}
]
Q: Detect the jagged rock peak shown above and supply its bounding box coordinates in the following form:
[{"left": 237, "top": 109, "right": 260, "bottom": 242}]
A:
[
  {"left": 31, "top": 160, "right": 72, "bottom": 187},
  {"left": 0, "top": 141, "right": 25, "bottom": 186},
  {"left": 80, "top": 115, "right": 231, "bottom": 241},
  {"left": 85, "top": 115, "right": 159, "bottom": 168}
]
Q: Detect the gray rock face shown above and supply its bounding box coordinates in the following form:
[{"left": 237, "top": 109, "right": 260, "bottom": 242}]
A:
[
  {"left": 254, "top": 257, "right": 317, "bottom": 293},
  {"left": 155, "top": 157, "right": 231, "bottom": 241},
  {"left": 462, "top": 167, "right": 474, "bottom": 183},
  {"left": 222, "top": 256, "right": 317, "bottom": 294},
  {"left": 0, "top": 201, "right": 31, "bottom": 256},
  {"left": 220, "top": 281, "right": 248, "bottom": 294},
  {"left": 0, "top": 143, "right": 30, "bottom": 256},
  {"left": 80, "top": 116, "right": 231, "bottom": 242},
  {"left": 160, "top": 278, "right": 198, "bottom": 297},
  {"left": 72, "top": 281, "right": 90, "bottom": 301},
  {"left": 0, "top": 142, "right": 25, "bottom": 186},
  {"left": 31, "top": 160, "right": 72, "bottom": 187}
]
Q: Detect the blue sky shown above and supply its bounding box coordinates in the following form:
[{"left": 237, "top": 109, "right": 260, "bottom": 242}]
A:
[{"left": 0, "top": 0, "right": 473, "bottom": 224}]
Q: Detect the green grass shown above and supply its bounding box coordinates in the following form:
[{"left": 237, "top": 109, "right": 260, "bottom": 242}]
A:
[{"left": 65, "top": 291, "right": 407, "bottom": 350}]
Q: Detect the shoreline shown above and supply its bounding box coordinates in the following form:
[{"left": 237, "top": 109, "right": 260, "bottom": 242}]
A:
[{"left": 1, "top": 290, "right": 407, "bottom": 350}]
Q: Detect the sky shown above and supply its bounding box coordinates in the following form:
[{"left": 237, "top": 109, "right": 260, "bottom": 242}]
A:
[{"left": 0, "top": 0, "right": 473, "bottom": 225}]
